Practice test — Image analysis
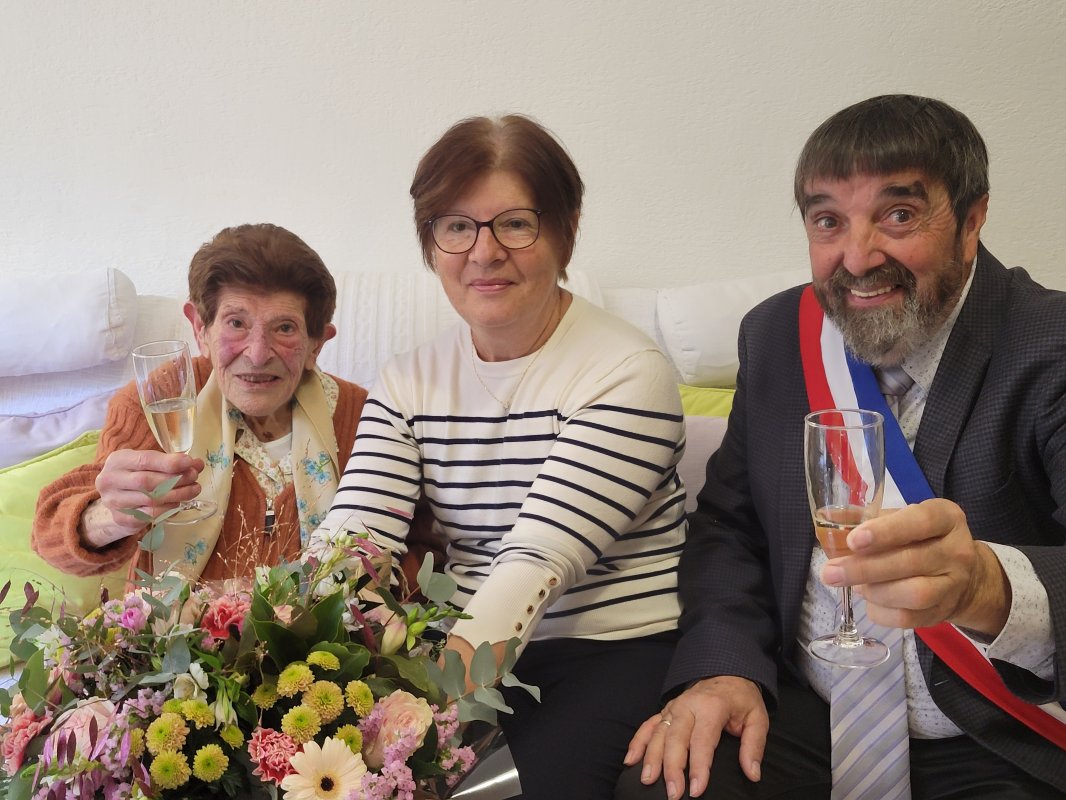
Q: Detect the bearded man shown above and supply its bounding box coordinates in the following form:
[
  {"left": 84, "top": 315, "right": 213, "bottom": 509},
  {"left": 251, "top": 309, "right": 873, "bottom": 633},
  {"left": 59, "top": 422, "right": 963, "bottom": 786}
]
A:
[{"left": 617, "top": 95, "right": 1066, "bottom": 800}]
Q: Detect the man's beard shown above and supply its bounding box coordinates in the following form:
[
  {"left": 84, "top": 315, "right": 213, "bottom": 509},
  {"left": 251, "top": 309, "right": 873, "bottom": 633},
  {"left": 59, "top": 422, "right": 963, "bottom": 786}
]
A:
[{"left": 812, "top": 249, "right": 969, "bottom": 366}]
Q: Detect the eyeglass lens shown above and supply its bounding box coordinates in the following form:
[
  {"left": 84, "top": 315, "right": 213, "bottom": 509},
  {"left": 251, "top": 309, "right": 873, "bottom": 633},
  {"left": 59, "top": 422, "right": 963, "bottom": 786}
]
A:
[{"left": 431, "top": 209, "right": 540, "bottom": 254}]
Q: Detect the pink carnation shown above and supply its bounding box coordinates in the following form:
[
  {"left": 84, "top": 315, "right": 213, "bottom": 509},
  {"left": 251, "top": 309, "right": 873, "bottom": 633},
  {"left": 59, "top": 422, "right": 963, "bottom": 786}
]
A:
[
  {"left": 2, "top": 708, "right": 52, "bottom": 776},
  {"left": 248, "top": 726, "right": 298, "bottom": 784},
  {"left": 201, "top": 593, "right": 250, "bottom": 642}
]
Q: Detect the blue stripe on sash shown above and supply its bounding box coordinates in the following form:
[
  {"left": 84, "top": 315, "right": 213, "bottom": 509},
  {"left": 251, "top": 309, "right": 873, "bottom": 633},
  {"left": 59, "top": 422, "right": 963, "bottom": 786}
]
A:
[{"left": 844, "top": 350, "right": 933, "bottom": 503}]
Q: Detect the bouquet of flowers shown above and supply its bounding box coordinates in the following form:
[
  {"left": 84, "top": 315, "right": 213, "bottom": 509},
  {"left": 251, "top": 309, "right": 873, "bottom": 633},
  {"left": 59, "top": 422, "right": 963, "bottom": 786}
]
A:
[{"left": 0, "top": 525, "right": 534, "bottom": 800}]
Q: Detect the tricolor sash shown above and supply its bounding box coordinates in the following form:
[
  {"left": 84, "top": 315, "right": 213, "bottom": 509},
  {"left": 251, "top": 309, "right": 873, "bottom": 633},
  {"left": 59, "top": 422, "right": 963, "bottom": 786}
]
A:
[{"left": 798, "top": 285, "right": 1066, "bottom": 750}]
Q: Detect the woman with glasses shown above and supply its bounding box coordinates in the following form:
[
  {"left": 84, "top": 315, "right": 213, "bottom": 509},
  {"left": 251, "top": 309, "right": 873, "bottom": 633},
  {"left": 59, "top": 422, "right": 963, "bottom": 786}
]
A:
[{"left": 314, "top": 115, "right": 686, "bottom": 798}]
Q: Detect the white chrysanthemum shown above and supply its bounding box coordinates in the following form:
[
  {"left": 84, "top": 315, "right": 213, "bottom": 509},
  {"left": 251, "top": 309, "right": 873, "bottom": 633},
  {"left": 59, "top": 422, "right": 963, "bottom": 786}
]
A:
[{"left": 279, "top": 737, "right": 368, "bottom": 800}]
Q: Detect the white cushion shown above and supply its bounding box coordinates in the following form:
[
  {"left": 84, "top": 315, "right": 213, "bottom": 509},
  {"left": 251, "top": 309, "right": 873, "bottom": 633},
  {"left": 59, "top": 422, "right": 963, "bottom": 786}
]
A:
[
  {"left": 0, "top": 393, "right": 111, "bottom": 470},
  {"left": 0, "top": 293, "right": 191, "bottom": 467},
  {"left": 657, "top": 270, "right": 809, "bottom": 387},
  {"left": 0, "top": 268, "right": 139, "bottom": 378}
]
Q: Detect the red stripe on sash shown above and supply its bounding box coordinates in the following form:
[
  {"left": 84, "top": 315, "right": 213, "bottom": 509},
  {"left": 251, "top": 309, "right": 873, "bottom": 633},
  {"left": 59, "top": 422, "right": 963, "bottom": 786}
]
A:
[{"left": 798, "top": 285, "right": 1066, "bottom": 750}]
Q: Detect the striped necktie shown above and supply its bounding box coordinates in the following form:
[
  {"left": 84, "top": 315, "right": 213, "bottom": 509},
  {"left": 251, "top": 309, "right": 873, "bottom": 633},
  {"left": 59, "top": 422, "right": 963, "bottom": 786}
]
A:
[
  {"left": 830, "top": 365, "right": 914, "bottom": 799},
  {"left": 830, "top": 608, "right": 910, "bottom": 799}
]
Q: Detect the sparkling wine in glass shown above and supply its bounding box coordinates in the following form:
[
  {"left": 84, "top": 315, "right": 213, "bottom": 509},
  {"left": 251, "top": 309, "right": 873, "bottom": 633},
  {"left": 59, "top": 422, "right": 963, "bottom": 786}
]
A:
[
  {"left": 804, "top": 408, "right": 888, "bottom": 668},
  {"left": 131, "top": 340, "right": 217, "bottom": 524}
]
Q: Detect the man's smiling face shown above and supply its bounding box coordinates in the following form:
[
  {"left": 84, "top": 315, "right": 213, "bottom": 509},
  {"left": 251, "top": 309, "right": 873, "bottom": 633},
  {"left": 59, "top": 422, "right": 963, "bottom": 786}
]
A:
[{"left": 802, "top": 169, "right": 987, "bottom": 365}]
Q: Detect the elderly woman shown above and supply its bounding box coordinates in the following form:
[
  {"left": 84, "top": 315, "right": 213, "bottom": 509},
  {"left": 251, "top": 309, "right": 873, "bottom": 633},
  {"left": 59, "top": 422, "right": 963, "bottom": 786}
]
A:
[
  {"left": 32, "top": 223, "right": 367, "bottom": 584},
  {"left": 314, "top": 116, "right": 688, "bottom": 798}
]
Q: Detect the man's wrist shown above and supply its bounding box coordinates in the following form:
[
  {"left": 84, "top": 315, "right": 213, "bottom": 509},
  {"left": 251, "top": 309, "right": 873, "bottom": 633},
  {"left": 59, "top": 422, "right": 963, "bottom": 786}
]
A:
[{"left": 953, "top": 541, "right": 1011, "bottom": 636}]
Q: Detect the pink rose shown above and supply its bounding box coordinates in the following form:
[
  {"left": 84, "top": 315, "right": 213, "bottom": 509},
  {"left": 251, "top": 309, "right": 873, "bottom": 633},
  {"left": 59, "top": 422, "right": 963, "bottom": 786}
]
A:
[
  {"left": 248, "top": 726, "right": 299, "bottom": 784},
  {"left": 201, "top": 593, "right": 250, "bottom": 641},
  {"left": 2, "top": 707, "right": 52, "bottom": 776},
  {"left": 45, "top": 699, "right": 116, "bottom": 762},
  {"left": 362, "top": 691, "right": 434, "bottom": 770}
]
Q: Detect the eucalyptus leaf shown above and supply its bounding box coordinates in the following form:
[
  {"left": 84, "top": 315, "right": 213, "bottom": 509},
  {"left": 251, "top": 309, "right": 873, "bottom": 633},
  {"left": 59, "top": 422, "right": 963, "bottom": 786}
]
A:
[
  {"left": 500, "top": 637, "right": 522, "bottom": 673},
  {"left": 469, "top": 641, "right": 497, "bottom": 687},
  {"left": 423, "top": 571, "right": 458, "bottom": 605},
  {"left": 501, "top": 671, "right": 541, "bottom": 702},
  {"left": 415, "top": 552, "right": 435, "bottom": 598},
  {"left": 457, "top": 695, "right": 499, "bottom": 724},
  {"left": 473, "top": 685, "right": 513, "bottom": 714},
  {"left": 438, "top": 649, "right": 468, "bottom": 701},
  {"left": 125, "top": 508, "right": 155, "bottom": 523},
  {"left": 147, "top": 473, "right": 182, "bottom": 499},
  {"left": 161, "top": 636, "right": 192, "bottom": 674},
  {"left": 140, "top": 524, "right": 165, "bottom": 552}
]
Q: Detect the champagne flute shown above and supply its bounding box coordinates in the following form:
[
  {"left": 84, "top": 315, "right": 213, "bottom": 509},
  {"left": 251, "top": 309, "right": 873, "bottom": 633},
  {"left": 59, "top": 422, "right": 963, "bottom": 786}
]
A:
[
  {"left": 804, "top": 408, "right": 888, "bottom": 668},
  {"left": 131, "top": 340, "right": 217, "bottom": 524}
]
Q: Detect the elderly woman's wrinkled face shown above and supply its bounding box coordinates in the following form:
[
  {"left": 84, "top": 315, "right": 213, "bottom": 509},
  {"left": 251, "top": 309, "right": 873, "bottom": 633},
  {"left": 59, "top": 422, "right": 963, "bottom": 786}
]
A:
[{"left": 186, "top": 287, "right": 333, "bottom": 435}]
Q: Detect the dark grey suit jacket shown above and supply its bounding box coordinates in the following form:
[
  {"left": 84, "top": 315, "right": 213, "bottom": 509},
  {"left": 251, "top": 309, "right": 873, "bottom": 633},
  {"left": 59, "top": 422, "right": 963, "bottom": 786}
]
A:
[{"left": 667, "top": 245, "right": 1066, "bottom": 790}]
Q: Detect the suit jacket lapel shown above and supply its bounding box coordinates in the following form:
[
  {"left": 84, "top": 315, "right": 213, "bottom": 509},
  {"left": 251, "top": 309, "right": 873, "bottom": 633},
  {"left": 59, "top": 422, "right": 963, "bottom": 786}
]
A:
[{"left": 912, "top": 244, "right": 1004, "bottom": 495}]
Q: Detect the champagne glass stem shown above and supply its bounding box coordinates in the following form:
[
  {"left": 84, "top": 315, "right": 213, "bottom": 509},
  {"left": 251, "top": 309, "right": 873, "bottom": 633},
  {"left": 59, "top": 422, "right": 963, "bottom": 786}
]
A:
[{"left": 837, "top": 586, "right": 859, "bottom": 642}]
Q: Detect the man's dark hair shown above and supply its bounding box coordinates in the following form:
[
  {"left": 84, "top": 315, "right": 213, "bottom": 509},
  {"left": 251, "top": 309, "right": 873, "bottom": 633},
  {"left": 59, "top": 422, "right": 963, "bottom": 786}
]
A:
[{"left": 795, "top": 95, "right": 989, "bottom": 227}]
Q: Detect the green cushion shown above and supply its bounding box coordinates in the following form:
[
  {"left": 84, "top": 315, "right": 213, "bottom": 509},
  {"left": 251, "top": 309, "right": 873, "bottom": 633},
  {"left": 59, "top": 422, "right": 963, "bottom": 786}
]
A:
[
  {"left": 0, "top": 431, "right": 127, "bottom": 663},
  {"left": 679, "top": 385, "right": 735, "bottom": 418}
]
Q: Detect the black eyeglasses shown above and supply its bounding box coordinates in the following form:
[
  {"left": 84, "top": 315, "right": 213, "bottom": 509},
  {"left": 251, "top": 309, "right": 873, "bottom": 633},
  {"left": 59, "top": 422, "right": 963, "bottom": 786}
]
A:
[{"left": 427, "top": 208, "right": 542, "bottom": 254}]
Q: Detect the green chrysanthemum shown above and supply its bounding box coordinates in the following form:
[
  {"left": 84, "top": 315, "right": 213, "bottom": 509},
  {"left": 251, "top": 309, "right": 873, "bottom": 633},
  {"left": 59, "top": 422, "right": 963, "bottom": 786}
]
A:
[
  {"left": 345, "top": 680, "right": 374, "bottom": 716},
  {"left": 277, "top": 662, "right": 315, "bottom": 697},
  {"left": 149, "top": 750, "right": 191, "bottom": 790},
  {"left": 334, "top": 723, "right": 363, "bottom": 754},
  {"left": 251, "top": 683, "right": 279, "bottom": 709},
  {"left": 220, "top": 723, "right": 245, "bottom": 748},
  {"left": 180, "top": 699, "right": 214, "bottom": 729},
  {"left": 306, "top": 650, "right": 341, "bottom": 671},
  {"left": 192, "top": 743, "right": 229, "bottom": 782},
  {"left": 302, "top": 680, "right": 344, "bottom": 723},
  {"left": 145, "top": 713, "right": 190, "bottom": 755},
  {"left": 161, "top": 698, "right": 184, "bottom": 714},
  {"left": 280, "top": 704, "right": 322, "bottom": 744}
]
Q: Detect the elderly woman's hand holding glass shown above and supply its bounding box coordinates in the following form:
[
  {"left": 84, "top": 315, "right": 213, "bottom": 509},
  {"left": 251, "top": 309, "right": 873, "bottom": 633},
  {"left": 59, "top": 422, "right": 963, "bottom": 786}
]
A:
[
  {"left": 313, "top": 116, "right": 688, "bottom": 799},
  {"left": 33, "top": 224, "right": 369, "bottom": 584}
]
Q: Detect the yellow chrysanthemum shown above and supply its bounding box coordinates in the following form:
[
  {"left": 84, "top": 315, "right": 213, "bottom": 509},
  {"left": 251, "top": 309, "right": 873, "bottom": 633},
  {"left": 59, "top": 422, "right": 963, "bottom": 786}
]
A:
[
  {"left": 145, "top": 713, "right": 190, "bottom": 755},
  {"left": 344, "top": 680, "right": 374, "bottom": 716},
  {"left": 128, "top": 728, "right": 146, "bottom": 761},
  {"left": 180, "top": 699, "right": 214, "bottom": 729},
  {"left": 334, "top": 723, "right": 363, "bottom": 754},
  {"left": 252, "top": 683, "right": 279, "bottom": 709},
  {"left": 149, "top": 750, "right": 191, "bottom": 790},
  {"left": 280, "top": 704, "right": 322, "bottom": 744},
  {"left": 277, "top": 663, "right": 315, "bottom": 697},
  {"left": 302, "top": 681, "right": 345, "bottom": 724},
  {"left": 307, "top": 650, "right": 341, "bottom": 671},
  {"left": 161, "top": 699, "right": 184, "bottom": 714},
  {"left": 220, "top": 723, "right": 245, "bottom": 748},
  {"left": 192, "top": 743, "right": 229, "bottom": 782}
]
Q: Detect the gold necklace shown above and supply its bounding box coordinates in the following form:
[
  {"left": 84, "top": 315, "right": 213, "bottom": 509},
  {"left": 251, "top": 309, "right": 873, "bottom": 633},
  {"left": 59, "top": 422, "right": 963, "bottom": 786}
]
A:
[{"left": 469, "top": 291, "right": 561, "bottom": 413}]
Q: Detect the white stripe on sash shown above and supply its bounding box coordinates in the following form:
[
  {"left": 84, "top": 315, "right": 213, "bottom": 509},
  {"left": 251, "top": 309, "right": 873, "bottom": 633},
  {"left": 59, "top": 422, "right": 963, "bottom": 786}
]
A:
[{"left": 820, "top": 321, "right": 906, "bottom": 509}]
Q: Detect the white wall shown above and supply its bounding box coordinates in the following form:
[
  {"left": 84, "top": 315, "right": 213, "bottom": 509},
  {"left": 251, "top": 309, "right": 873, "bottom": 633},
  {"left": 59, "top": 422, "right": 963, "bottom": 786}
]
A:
[{"left": 3, "top": 1, "right": 1066, "bottom": 299}]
